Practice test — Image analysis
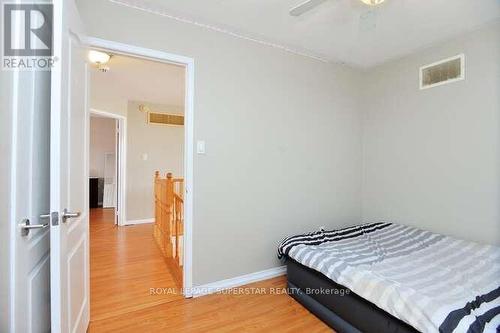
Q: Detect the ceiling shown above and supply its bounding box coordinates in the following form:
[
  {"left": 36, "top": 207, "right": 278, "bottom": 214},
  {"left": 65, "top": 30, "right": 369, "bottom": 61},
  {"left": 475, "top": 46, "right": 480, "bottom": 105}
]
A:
[
  {"left": 131, "top": 0, "right": 500, "bottom": 68},
  {"left": 90, "top": 53, "right": 185, "bottom": 107}
]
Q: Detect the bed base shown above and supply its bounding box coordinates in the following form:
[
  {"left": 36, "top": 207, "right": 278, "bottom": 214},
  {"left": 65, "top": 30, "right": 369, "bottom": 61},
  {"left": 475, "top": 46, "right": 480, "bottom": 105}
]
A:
[{"left": 286, "top": 259, "right": 418, "bottom": 333}]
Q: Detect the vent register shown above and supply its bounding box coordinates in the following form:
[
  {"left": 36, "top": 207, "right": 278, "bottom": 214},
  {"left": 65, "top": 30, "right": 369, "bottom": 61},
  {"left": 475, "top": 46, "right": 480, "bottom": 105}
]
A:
[
  {"left": 139, "top": 104, "right": 184, "bottom": 126},
  {"left": 148, "top": 112, "right": 184, "bottom": 126},
  {"left": 420, "top": 54, "right": 464, "bottom": 89}
]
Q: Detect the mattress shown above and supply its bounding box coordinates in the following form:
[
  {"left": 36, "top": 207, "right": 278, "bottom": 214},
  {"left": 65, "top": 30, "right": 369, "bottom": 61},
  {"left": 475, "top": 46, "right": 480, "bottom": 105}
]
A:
[{"left": 278, "top": 222, "right": 500, "bottom": 333}]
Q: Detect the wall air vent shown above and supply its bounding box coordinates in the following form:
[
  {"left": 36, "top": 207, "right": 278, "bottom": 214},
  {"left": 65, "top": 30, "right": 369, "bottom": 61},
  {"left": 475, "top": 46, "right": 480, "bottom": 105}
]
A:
[
  {"left": 420, "top": 54, "right": 465, "bottom": 90},
  {"left": 148, "top": 112, "right": 184, "bottom": 126}
]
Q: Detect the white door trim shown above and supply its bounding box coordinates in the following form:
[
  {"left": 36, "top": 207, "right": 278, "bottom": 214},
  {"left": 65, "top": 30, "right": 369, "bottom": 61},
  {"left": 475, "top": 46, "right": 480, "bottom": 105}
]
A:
[
  {"left": 89, "top": 108, "right": 127, "bottom": 226},
  {"left": 83, "top": 37, "right": 195, "bottom": 298},
  {"left": 103, "top": 151, "right": 116, "bottom": 208}
]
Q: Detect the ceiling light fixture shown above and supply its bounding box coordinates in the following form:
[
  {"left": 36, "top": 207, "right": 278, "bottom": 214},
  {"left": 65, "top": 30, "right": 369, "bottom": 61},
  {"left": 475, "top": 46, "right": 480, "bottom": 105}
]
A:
[
  {"left": 88, "top": 50, "right": 111, "bottom": 72},
  {"left": 88, "top": 50, "right": 110, "bottom": 64},
  {"left": 360, "top": 0, "right": 385, "bottom": 5}
]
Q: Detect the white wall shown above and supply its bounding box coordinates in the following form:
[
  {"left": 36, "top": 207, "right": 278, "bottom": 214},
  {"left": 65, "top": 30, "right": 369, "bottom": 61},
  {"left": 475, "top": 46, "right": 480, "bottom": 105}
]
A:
[
  {"left": 362, "top": 21, "right": 500, "bottom": 245},
  {"left": 78, "top": 0, "right": 363, "bottom": 285},
  {"left": 126, "top": 101, "right": 184, "bottom": 221},
  {"left": 89, "top": 116, "right": 116, "bottom": 178}
]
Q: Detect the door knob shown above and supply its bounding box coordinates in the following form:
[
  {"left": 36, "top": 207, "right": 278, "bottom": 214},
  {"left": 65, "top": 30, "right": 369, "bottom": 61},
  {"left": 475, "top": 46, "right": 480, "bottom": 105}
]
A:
[
  {"left": 20, "top": 218, "right": 49, "bottom": 236},
  {"left": 62, "top": 209, "right": 81, "bottom": 223}
]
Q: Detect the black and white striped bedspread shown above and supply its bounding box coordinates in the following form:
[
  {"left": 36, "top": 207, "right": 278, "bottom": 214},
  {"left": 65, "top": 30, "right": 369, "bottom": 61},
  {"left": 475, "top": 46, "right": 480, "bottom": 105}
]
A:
[{"left": 278, "top": 222, "right": 500, "bottom": 333}]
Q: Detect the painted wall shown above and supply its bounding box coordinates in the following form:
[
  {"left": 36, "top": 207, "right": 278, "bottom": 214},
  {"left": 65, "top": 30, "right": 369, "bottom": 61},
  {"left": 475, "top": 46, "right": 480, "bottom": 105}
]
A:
[
  {"left": 362, "top": 21, "right": 500, "bottom": 245},
  {"left": 77, "top": 0, "right": 363, "bottom": 285},
  {"left": 126, "top": 101, "right": 184, "bottom": 221},
  {"left": 89, "top": 116, "right": 116, "bottom": 178}
]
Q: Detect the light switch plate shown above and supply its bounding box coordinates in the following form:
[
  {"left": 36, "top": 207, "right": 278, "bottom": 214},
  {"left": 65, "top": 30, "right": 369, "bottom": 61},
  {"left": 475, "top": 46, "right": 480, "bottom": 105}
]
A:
[
  {"left": 196, "top": 140, "right": 206, "bottom": 154},
  {"left": 142, "top": 153, "right": 148, "bottom": 161}
]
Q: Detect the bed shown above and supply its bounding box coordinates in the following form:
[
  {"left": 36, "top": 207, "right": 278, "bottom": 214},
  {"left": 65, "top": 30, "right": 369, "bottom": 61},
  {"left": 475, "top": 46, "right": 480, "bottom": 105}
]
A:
[{"left": 278, "top": 222, "right": 500, "bottom": 333}]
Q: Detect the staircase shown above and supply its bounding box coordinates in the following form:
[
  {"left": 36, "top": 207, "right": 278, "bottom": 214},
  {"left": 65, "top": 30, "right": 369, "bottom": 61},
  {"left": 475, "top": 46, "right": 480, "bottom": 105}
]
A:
[{"left": 153, "top": 171, "right": 184, "bottom": 286}]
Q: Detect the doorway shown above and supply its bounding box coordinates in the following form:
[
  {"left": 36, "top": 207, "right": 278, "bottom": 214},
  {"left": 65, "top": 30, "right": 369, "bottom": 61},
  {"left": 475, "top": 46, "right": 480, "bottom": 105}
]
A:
[
  {"left": 85, "top": 42, "right": 193, "bottom": 326},
  {"left": 89, "top": 114, "right": 117, "bottom": 224},
  {"left": 89, "top": 109, "right": 126, "bottom": 226}
]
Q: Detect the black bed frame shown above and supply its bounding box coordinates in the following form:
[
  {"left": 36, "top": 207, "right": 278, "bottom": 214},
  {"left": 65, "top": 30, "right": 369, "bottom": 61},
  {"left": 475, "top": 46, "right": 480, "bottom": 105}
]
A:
[{"left": 286, "top": 259, "right": 419, "bottom": 333}]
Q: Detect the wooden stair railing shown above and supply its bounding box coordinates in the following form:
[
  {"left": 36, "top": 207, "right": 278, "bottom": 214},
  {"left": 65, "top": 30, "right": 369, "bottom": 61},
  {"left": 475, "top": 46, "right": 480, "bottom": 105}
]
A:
[
  {"left": 154, "top": 171, "right": 172, "bottom": 258},
  {"left": 173, "top": 191, "right": 183, "bottom": 267},
  {"left": 153, "top": 171, "right": 184, "bottom": 278}
]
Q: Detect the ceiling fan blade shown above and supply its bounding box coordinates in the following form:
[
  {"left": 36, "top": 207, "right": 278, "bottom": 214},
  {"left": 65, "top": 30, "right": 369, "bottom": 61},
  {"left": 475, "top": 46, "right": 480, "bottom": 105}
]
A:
[{"left": 289, "top": 0, "right": 328, "bottom": 16}]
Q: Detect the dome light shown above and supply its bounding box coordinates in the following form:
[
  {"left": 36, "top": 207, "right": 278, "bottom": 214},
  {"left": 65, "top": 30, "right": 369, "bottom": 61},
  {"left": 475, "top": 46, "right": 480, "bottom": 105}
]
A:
[{"left": 88, "top": 50, "right": 111, "bottom": 65}]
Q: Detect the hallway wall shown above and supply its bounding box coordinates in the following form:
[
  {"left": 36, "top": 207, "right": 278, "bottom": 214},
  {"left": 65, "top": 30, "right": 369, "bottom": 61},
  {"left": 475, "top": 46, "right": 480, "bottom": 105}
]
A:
[
  {"left": 89, "top": 116, "right": 116, "bottom": 179},
  {"left": 126, "top": 101, "right": 184, "bottom": 221}
]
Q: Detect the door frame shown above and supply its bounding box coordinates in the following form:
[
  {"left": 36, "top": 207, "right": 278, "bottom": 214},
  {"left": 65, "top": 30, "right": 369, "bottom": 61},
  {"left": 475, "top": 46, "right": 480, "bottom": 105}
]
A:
[
  {"left": 83, "top": 36, "right": 195, "bottom": 297},
  {"left": 89, "top": 109, "right": 127, "bottom": 225}
]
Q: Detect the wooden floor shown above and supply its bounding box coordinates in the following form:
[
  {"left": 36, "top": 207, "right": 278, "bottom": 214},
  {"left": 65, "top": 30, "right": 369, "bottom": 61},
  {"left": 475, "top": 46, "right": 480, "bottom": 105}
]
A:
[{"left": 88, "top": 208, "right": 331, "bottom": 332}]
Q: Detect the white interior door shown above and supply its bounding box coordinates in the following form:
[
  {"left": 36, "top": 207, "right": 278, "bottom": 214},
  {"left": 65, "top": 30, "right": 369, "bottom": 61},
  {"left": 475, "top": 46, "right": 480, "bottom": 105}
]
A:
[
  {"left": 50, "top": 1, "right": 89, "bottom": 332},
  {"left": 10, "top": 61, "right": 52, "bottom": 333}
]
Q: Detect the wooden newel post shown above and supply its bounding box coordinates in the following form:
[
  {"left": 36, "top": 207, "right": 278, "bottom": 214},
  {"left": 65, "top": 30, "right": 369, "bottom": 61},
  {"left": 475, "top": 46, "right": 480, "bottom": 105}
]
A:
[
  {"left": 153, "top": 170, "right": 161, "bottom": 258},
  {"left": 165, "top": 172, "right": 174, "bottom": 257},
  {"left": 166, "top": 174, "right": 173, "bottom": 203},
  {"left": 154, "top": 171, "right": 159, "bottom": 232},
  {"left": 166, "top": 173, "right": 174, "bottom": 208},
  {"left": 154, "top": 171, "right": 159, "bottom": 227}
]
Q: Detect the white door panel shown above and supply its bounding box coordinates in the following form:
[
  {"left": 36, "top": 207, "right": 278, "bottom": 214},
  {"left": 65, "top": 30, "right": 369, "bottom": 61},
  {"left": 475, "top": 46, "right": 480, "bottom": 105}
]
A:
[
  {"left": 50, "top": 1, "right": 89, "bottom": 332},
  {"left": 12, "top": 68, "right": 51, "bottom": 332}
]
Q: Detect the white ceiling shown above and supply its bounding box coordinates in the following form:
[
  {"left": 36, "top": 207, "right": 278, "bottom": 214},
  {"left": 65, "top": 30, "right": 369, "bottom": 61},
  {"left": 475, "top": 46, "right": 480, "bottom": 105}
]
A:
[
  {"left": 90, "top": 53, "right": 185, "bottom": 107},
  {"left": 134, "top": 0, "right": 500, "bottom": 68}
]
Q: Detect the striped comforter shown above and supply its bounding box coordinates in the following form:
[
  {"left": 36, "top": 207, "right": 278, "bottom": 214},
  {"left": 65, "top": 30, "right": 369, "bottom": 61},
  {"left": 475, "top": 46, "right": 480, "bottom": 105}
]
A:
[{"left": 278, "top": 222, "right": 500, "bottom": 333}]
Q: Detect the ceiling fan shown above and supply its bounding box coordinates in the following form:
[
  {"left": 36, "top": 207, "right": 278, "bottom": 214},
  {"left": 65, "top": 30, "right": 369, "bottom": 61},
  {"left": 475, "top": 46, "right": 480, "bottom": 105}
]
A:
[{"left": 290, "top": 0, "right": 385, "bottom": 16}]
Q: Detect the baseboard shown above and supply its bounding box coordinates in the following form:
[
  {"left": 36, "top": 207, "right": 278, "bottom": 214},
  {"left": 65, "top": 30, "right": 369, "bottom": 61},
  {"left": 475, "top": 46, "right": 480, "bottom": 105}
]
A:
[
  {"left": 190, "top": 265, "right": 286, "bottom": 298},
  {"left": 124, "top": 218, "right": 154, "bottom": 225}
]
